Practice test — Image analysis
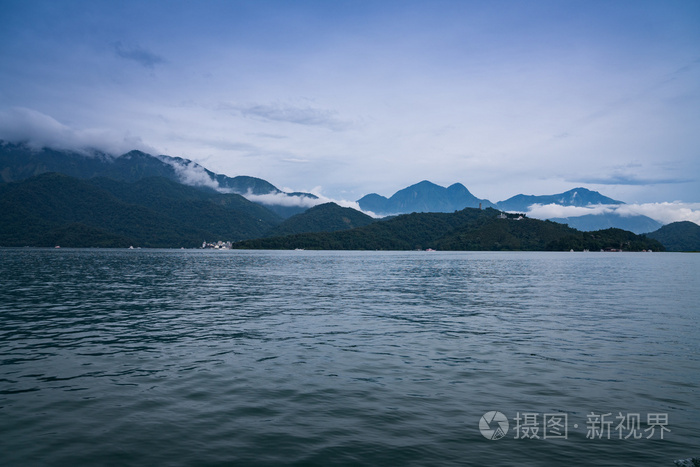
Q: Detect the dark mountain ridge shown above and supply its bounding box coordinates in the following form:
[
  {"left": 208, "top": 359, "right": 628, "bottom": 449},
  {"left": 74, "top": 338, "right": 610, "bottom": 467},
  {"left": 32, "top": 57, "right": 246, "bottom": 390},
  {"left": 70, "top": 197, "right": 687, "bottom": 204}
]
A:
[
  {"left": 0, "top": 141, "right": 315, "bottom": 218},
  {"left": 647, "top": 221, "right": 700, "bottom": 251},
  {"left": 267, "top": 202, "right": 376, "bottom": 237},
  {"left": 235, "top": 208, "right": 664, "bottom": 252},
  {"left": 0, "top": 173, "right": 283, "bottom": 247},
  {"left": 3, "top": 141, "right": 695, "bottom": 244}
]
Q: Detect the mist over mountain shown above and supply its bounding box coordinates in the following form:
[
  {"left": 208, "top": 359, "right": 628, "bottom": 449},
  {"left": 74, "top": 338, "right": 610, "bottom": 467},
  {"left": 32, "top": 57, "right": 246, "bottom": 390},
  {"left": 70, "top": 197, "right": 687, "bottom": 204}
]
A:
[
  {"left": 3, "top": 141, "right": 698, "bottom": 248},
  {"left": 0, "top": 170, "right": 685, "bottom": 252},
  {"left": 0, "top": 141, "right": 315, "bottom": 218},
  {"left": 496, "top": 188, "right": 622, "bottom": 212},
  {"left": 358, "top": 182, "right": 670, "bottom": 234},
  {"left": 494, "top": 187, "right": 663, "bottom": 234}
]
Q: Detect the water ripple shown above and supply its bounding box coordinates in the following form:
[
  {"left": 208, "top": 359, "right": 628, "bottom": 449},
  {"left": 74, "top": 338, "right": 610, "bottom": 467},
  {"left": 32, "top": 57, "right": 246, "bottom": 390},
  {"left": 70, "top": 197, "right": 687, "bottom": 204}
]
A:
[{"left": 1, "top": 249, "right": 698, "bottom": 466}]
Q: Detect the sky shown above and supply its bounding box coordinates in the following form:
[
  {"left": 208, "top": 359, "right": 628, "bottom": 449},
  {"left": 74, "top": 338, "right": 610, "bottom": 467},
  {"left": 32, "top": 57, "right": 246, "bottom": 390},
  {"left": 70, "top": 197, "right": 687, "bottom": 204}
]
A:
[{"left": 1, "top": 0, "right": 699, "bottom": 220}]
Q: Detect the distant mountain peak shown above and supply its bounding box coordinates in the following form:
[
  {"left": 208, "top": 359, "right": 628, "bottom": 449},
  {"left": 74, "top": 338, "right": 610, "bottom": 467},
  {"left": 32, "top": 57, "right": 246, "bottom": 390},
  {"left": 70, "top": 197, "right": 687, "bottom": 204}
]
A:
[
  {"left": 357, "top": 180, "right": 494, "bottom": 216},
  {"left": 497, "top": 188, "right": 623, "bottom": 212}
]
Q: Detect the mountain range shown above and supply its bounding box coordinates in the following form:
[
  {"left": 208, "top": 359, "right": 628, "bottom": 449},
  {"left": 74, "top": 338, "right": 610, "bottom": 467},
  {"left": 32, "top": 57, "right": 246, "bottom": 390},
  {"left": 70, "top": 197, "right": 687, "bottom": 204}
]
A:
[
  {"left": 363, "top": 182, "right": 660, "bottom": 234},
  {"left": 236, "top": 208, "right": 664, "bottom": 252},
  {"left": 0, "top": 141, "right": 315, "bottom": 218},
  {"left": 0, "top": 173, "right": 283, "bottom": 247},
  {"left": 1, "top": 141, "right": 697, "bottom": 250},
  {"left": 358, "top": 180, "right": 495, "bottom": 215}
]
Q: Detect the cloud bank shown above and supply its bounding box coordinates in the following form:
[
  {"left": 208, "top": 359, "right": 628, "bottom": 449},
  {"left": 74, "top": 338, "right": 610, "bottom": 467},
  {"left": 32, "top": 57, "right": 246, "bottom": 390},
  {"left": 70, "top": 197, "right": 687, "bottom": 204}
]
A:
[
  {"left": 242, "top": 189, "right": 377, "bottom": 217},
  {"left": 0, "top": 107, "right": 157, "bottom": 156},
  {"left": 524, "top": 202, "right": 700, "bottom": 226},
  {"left": 153, "top": 153, "right": 378, "bottom": 216}
]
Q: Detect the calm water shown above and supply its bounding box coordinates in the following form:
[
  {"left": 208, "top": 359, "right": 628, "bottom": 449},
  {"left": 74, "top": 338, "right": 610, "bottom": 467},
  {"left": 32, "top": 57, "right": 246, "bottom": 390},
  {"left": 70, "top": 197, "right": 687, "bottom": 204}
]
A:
[{"left": 1, "top": 249, "right": 698, "bottom": 466}]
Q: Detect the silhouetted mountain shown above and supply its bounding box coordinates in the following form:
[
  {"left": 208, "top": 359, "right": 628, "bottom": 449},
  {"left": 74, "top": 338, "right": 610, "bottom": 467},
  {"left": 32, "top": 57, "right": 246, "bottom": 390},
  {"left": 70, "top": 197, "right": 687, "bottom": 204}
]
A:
[
  {"left": 357, "top": 180, "right": 495, "bottom": 215},
  {"left": 549, "top": 212, "right": 662, "bottom": 235},
  {"left": 0, "top": 173, "right": 282, "bottom": 247},
  {"left": 496, "top": 187, "right": 622, "bottom": 212},
  {"left": 234, "top": 208, "right": 663, "bottom": 252},
  {"left": 647, "top": 221, "right": 700, "bottom": 251},
  {"left": 267, "top": 202, "right": 376, "bottom": 237},
  {"left": 0, "top": 141, "right": 315, "bottom": 217}
]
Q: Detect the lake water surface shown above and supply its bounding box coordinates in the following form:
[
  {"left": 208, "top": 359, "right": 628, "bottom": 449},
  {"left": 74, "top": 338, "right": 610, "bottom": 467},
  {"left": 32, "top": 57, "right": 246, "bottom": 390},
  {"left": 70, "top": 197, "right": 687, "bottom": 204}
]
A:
[{"left": 1, "top": 249, "right": 698, "bottom": 466}]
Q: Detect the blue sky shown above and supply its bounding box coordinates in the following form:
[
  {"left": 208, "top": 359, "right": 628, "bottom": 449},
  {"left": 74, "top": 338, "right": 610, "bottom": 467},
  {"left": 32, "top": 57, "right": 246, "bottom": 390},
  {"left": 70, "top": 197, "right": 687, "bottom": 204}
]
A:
[{"left": 1, "top": 0, "right": 699, "bottom": 213}]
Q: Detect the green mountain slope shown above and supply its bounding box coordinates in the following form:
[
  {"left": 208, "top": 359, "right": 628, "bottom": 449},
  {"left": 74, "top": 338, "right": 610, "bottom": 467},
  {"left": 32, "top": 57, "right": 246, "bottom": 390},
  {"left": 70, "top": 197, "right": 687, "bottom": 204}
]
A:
[
  {"left": 647, "top": 221, "right": 700, "bottom": 251},
  {"left": 0, "top": 173, "right": 282, "bottom": 247},
  {"left": 0, "top": 141, "right": 316, "bottom": 218},
  {"left": 266, "top": 202, "right": 375, "bottom": 237},
  {"left": 233, "top": 208, "right": 664, "bottom": 251},
  {"left": 88, "top": 176, "right": 281, "bottom": 226}
]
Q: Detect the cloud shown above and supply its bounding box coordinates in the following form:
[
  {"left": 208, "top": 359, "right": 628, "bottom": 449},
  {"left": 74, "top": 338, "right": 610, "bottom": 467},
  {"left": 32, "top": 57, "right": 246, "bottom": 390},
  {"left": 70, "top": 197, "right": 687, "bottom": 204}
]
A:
[
  {"left": 0, "top": 107, "right": 157, "bottom": 155},
  {"left": 523, "top": 202, "right": 700, "bottom": 226},
  {"left": 157, "top": 156, "right": 222, "bottom": 191},
  {"left": 225, "top": 102, "right": 351, "bottom": 131},
  {"left": 113, "top": 41, "right": 166, "bottom": 68},
  {"left": 242, "top": 191, "right": 322, "bottom": 208},
  {"left": 241, "top": 186, "right": 378, "bottom": 217},
  {"left": 307, "top": 186, "right": 378, "bottom": 216},
  {"left": 616, "top": 202, "right": 700, "bottom": 225},
  {"left": 570, "top": 174, "right": 694, "bottom": 186}
]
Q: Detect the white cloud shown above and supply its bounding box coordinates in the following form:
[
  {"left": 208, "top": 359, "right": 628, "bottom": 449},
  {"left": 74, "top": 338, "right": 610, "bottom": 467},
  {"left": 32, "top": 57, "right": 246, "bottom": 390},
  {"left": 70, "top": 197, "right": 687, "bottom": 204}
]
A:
[
  {"left": 242, "top": 186, "right": 379, "bottom": 217},
  {"left": 157, "top": 156, "right": 222, "bottom": 191},
  {"left": 617, "top": 202, "right": 700, "bottom": 225},
  {"left": 523, "top": 202, "right": 700, "bottom": 226},
  {"left": 0, "top": 107, "right": 157, "bottom": 156},
  {"left": 307, "top": 187, "right": 379, "bottom": 217},
  {"left": 242, "top": 191, "right": 322, "bottom": 208}
]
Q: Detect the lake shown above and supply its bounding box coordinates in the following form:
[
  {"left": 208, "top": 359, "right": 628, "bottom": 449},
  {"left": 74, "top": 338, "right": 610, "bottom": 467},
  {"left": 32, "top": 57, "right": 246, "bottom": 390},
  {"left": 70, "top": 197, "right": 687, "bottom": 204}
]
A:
[{"left": 1, "top": 249, "right": 698, "bottom": 466}]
